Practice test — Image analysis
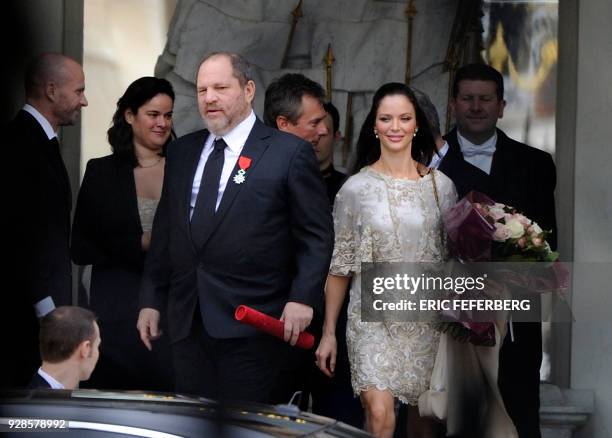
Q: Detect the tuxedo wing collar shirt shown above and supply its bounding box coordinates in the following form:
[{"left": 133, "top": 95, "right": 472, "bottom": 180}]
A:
[{"left": 457, "top": 130, "right": 497, "bottom": 174}]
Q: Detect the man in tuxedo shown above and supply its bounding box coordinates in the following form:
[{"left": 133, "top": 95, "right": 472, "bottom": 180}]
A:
[
  {"left": 137, "top": 52, "right": 333, "bottom": 404},
  {"left": 438, "top": 63, "right": 557, "bottom": 437},
  {"left": 28, "top": 306, "right": 100, "bottom": 390},
  {"left": 4, "top": 53, "right": 87, "bottom": 388}
]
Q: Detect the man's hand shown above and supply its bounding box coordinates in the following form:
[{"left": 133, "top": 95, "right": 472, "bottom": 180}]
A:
[
  {"left": 280, "top": 302, "right": 313, "bottom": 346},
  {"left": 315, "top": 333, "right": 337, "bottom": 378},
  {"left": 137, "top": 308, "right": 161, "bottom": 351}
]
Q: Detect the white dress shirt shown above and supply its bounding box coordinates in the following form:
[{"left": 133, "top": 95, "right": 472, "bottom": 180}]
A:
[
  {"left": 37, "top": 367, "right": 65, "bottom": 389},
  {"left": 428, "top": 141, "right": 449, "bottom": 169},
  {"left": 457, "top": 131, "right": 497, "bottom": 175},
  {"left": 190, "top": 111, "right": 256, "bottom": 218},
  {"left": 22, "top": 104, "right": 57, "bottom": 317}
]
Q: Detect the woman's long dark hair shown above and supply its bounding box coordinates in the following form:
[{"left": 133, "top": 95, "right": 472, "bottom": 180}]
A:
[
  {"left": 350, "top": 82, "right": 436, "bottom": 175},
  {"left": 107, "top": 76, "right": 175, "bottom": 167}
]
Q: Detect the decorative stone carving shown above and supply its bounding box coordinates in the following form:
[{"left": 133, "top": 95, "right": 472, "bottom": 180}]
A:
[
  {"left": 155, "top": 0, "right": 458, "bottom": 167},
  {"left": 540, "top": 383, "right": 593, "bottom": 438}
]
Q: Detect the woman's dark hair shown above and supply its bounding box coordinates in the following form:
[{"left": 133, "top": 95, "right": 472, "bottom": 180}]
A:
[
  {"left": 107, "top": 76, "right": 175, "bottom": 167},
  {"left": 350, "top": 82, "right": 436, "bottom": 175}
]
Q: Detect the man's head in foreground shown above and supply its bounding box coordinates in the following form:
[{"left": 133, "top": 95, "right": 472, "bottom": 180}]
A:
[{"left": 39, "top": 306, "right": 100, "bottom": 389}]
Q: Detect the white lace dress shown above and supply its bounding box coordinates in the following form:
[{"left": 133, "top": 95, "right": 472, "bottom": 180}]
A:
[{"left": 330, "top": 166, "right": 458, "bottom": 405}]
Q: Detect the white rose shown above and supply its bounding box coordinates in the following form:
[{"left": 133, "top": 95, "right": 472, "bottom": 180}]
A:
[{"left": 505, "top": 218, "right": 525, "bottom": 239}]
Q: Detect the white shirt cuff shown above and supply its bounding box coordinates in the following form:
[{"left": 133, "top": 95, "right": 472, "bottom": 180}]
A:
[{"left": 34, "top": 296, "right": 56, "bottom": 318}]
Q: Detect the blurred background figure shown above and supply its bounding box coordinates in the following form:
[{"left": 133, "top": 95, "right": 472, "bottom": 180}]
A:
[
  {"left": 307, "top": 101, "right": 362, "bottom": 427},
  {"left": 71, "top": 76, "right": 175, "bottom": 392},
  {"left": 28, "top": 306, "right": 100, "bottom": 390},
  {"left": 318, "top": 102, "right": 347, "bottom": 205},
  {"left": 264, "top": 76, "right": 360, "bottom": 424}
]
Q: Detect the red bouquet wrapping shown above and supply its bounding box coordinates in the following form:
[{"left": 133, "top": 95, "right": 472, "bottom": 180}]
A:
[
  {"left": 234, "top": 305, "right": 315, "bottom": 349},
  {"left": 440, "top": 192, "right": 498, "bottom": 345},
  {"left": 444, "top": 191, "right": 496, "bottom": 262}
]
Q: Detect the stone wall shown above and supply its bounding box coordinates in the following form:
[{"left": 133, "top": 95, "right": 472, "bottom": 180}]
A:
[{"left": 155, "top": 0, "right": 457, "bottom": 168}]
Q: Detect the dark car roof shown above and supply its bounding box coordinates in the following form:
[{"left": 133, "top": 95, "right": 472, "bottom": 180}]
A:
[{"left": 0, "top": 389, "right": 371, "bottom": 437}]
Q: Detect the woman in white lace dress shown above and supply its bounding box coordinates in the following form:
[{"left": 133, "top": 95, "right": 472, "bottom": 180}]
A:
[{"left": 316, "top": 83, "right": 457, "bottom": 438}]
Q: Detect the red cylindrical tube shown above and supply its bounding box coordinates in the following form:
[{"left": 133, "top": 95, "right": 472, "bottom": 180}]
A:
[{"left": 234, "top": 305, "right": 315, "bottom": 349}]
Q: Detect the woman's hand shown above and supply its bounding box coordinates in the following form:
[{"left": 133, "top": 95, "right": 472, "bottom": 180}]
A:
[{"left": 315, "top": 333, "right": 338, "bottom": 378}]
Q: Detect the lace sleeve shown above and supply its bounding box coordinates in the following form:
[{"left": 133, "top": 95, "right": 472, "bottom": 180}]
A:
[
  {"left": 433, "top": 170, "right": 459, "bottom": 260},
  {"left": 329, "top": 182, "right": 361, "bottom": 276},
  {"left": 435, "top": 170, "right": 459, "bottom": 215}
]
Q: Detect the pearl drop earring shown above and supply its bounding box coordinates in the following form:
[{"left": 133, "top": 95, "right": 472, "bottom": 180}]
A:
[{"left": 374, "top": 130, "right": 379, "bottom": 139}]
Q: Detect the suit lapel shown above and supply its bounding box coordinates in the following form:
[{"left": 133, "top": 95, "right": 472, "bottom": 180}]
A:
[
  {"left": 46, "top": 143, "right": 72, "bottom": 212},
  {"left": 489, "top": 129, "right": 512, "bottom": 202},
  {"left": 22, "top": 110, "right": 72, "bottom": 211},
  {"left": 195, "top": 119, "right": 270, "bottom": 251},
  {"left": 115, "top": 158, "right": 142, "bottom": 233},
  {"left": 489, "top": 129, "right": 524, "bottom": 207},
  {"left": 182, "top": 130, "right": 210, "bottom": 226},
  {"left": 178, "top": 130, "right": 210, "bottom": 254}
]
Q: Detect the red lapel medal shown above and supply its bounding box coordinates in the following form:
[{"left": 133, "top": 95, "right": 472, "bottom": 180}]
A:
[{"left": 233, "top": 155, "right": 252, "bottom": 184}]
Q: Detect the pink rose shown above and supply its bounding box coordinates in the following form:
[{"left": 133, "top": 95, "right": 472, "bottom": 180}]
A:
[
  {"left": 514, "top": 213, "right": 531, "bottom": 227},
  {"left": 532, "top": 237, "right": 543, "bottom": 247},
  {"left": 517, "top": 237, "right": 527, "bottom": 248},
  {"left": 488, "top": 206, "right": 506, "bottom": 221},
  {"left": 493, "top": 223, "right": 512, "bottom": 242}
]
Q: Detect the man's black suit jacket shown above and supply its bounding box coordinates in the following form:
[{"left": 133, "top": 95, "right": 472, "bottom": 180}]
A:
[
  {"left": 27, "top": 372, "right": 52, "bottom": 389},
  {"left": 140, "top": 119, "right": 334, "bottom": 342},
  {"left": 3, "top": 110, "right": 72, "bottom": 388},
  {"left": 9, "top": 109, "right": 73, "bottom": 305}
]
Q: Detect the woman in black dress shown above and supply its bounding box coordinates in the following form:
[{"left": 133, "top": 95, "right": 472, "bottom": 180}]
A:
[{"left": 71, "top": 77, "right": 175, "bottom": 391}]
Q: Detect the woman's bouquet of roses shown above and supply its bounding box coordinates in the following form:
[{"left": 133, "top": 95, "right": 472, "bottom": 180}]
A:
[
  {"left": 436, "top": 191, "right": 566, "bottom": 346},
  {"left": 478, "top": 201, "right": 558, "bottom": 262}
]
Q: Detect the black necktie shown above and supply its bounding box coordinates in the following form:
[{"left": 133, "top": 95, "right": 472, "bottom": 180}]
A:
[{"left": 191, "top": 138, "right": 227, "bottom": 242}]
